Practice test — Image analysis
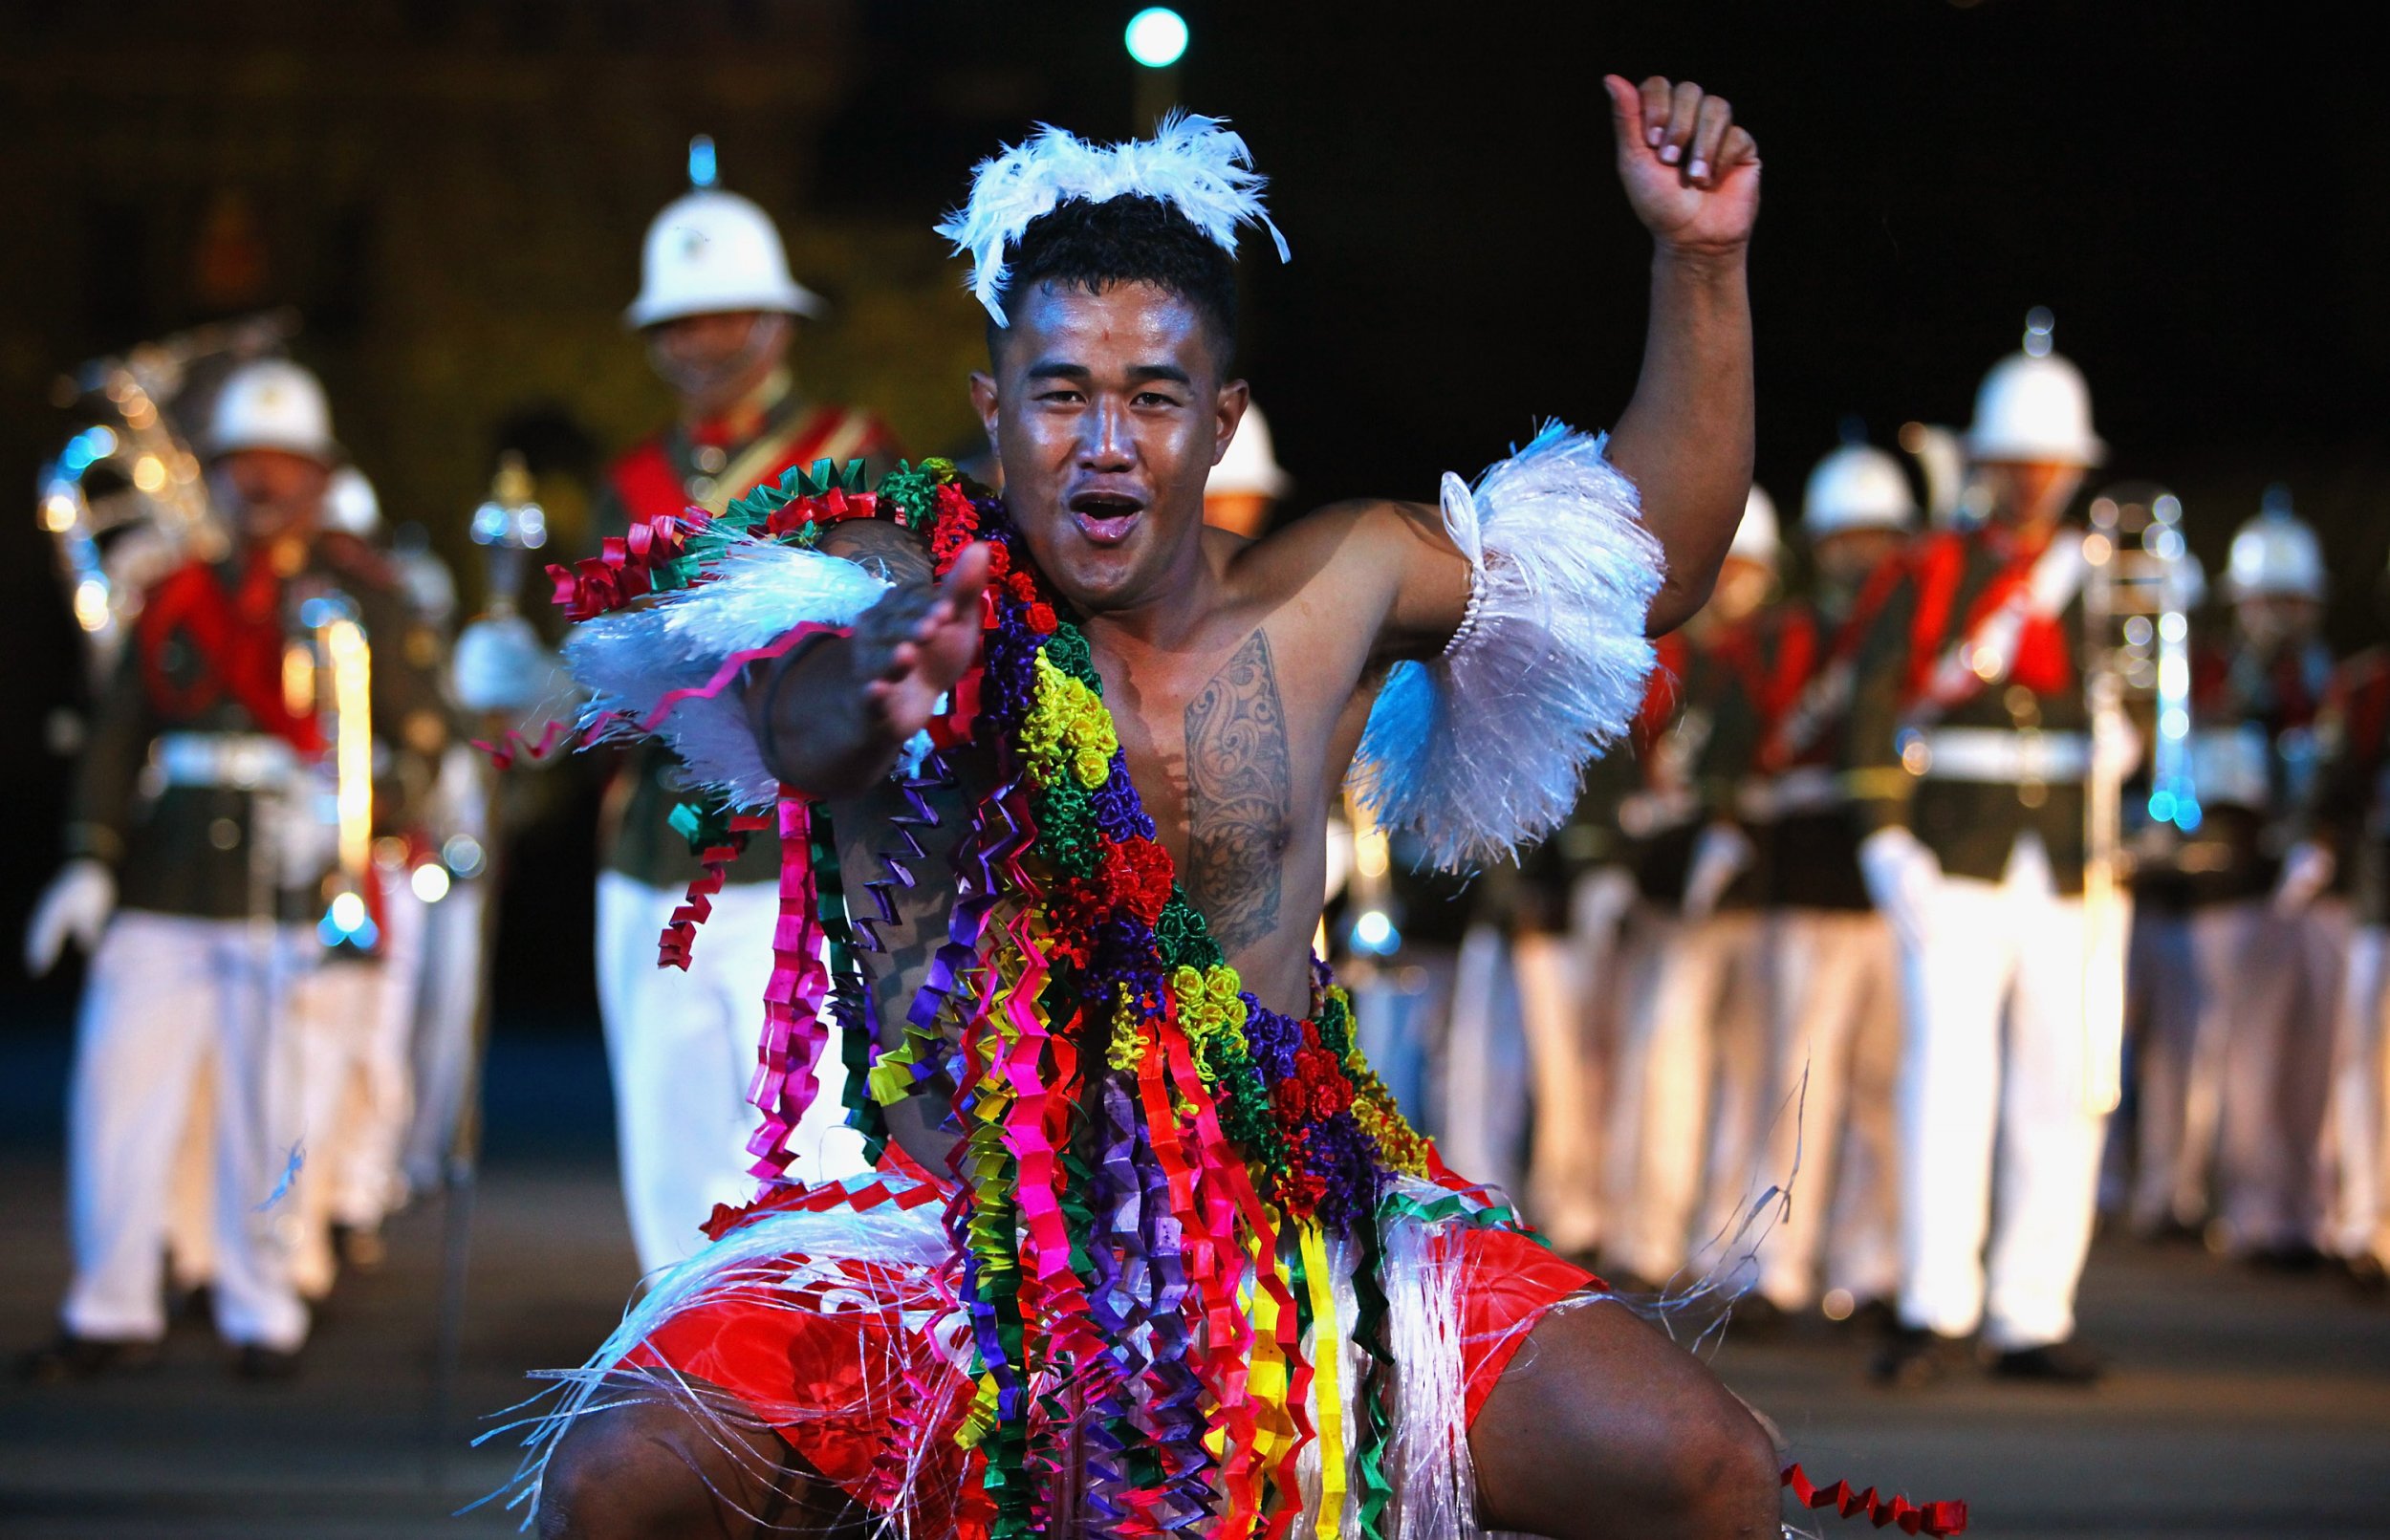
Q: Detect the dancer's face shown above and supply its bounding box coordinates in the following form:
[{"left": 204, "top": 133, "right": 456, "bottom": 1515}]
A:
[{"left": 972, "top": 281, "right": 1247, "bottom": 614}]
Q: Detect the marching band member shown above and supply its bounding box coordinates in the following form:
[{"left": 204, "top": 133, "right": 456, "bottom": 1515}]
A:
[
  {"left": 2170, "top": 495, "right": 2340, "bottom": 1261},
  {"left": 22, "top": 360, "right": 447, "bottom": 1378},
  {"left": 1603, "top": 488, "right": 1779, "bottom": 1290},
  {"left": 2312, "top": 602, "right": 2390, "bottom": 1285},
  {"left": 1853, "top": 317, "right": 2115, "bottom": 1385},
  {"left": 591, "top": 147, "right": 898, "bottom": 1272},
  {"left": 1749, "top": 440, "right": 1916, "bottom": 1321},
  {"left": 1199, "top": 398, "right": 1292, "bottom": 537}
]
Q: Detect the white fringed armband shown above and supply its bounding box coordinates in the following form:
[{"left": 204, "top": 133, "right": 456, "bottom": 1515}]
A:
[
  {"left": 1347, "top": 423, "right": 1662, "bottom": 872},
  {"left": 566, "top": 537, "right": 894, "bottom": 810}
]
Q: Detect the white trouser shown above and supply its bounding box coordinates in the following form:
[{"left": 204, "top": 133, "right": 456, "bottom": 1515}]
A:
[
  {"left": 1895, "top": 837, "right": 2108, "bottom": 1349},
  {"left": 2329, "top": 919, "right": 2390, "bottom": 1263},
  {"left": 166, "top": 1060, "right": 218, "bottom": 1292},
  {"left": 403, "top": 874, "right": 489, "bottom": 1193},
  {"left": 2125, "top": 909, "right": 2210, "bottom": 1231},
  {"left": 284, "top": 959, "right": 382, "bottom": 1298},
  {"left": 1603, "top": 904, "right": 1771, "bottom": 1285},
  {"left": 283, "top": 884, "right": 427, "bottom": 1299},
  {"left": 597, "top": 874, "right": 863, "bottom": 1274},
  {"left": 2213, "top": 899, "right": 2342, "bottom": 1252},
  {"left": 1519, "top": 868, "right": 1636, "bottom": 1254},
  {"left": 339, "top": 882, "right": 427, "bottom": 1225},
  {"left": 1438, "top": 924, "right": 1532, "bottom": 1203},
  {"left": 64, "top": 911, "right": 312, "bottom": 1351},
  {"left": 1758, "top": 908, "right": 1901, "bottom": 1312}
]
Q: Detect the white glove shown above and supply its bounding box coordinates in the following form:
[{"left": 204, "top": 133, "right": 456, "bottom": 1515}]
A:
[
  {"left": 2273, "top": 839, "right": 2336, "bottom": 916},
  {"left": 1681, "top": 821, "right": 1756, "bottom": 922},
  {"left": 26, "top": 858, "right": 115, "bottom": 975},
  {"left": 1858, "top": 826, "right": 1941, "bottom": 953},
  {"left": 451, "top": 615, "right": 560, "bottom": 714}
]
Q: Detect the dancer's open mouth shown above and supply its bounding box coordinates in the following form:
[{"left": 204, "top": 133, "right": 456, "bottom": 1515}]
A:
[{"left": 1068, "top": 490, "right": 1145, "bottom": 546}]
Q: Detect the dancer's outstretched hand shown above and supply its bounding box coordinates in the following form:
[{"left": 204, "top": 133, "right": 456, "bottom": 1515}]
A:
[
  {"left": 1604, "top": 75, "right": 1760, "bottom": 256},
  {"left": 857, "top": 541, "right": 992, "bottom": 742}
]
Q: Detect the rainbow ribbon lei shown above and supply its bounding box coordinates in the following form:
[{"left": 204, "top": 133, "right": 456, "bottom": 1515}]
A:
[{"left": 579, "top": 458, "right": 1482, "bottom": 1538}]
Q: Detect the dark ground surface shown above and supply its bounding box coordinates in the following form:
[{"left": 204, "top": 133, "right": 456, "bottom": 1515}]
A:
[{"left": 2, "top": 1026, "right": 2388, "bottom": 1539}]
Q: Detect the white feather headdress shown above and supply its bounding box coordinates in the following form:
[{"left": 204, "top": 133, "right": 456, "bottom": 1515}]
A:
[{"left": 934, "top": 111, "right": 1291, "bottom": 325}]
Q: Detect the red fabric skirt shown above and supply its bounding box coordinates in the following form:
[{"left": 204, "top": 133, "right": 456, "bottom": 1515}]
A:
[{"left": 624, "top": 1222, "right": 1596, "bottom": 1518}]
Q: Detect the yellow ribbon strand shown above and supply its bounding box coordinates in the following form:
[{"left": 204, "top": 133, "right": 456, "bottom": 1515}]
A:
[{"left": 1300, "top": 1221, "right": 1349, "bottom": 1538}]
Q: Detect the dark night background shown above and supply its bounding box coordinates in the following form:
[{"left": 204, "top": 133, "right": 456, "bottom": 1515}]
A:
[{"left": 3, "top": 0, "right": 2384, "bottom": 1038}]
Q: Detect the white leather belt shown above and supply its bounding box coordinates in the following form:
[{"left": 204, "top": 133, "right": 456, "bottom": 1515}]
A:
[
  {"left": 153, "top": 732, "right": 301, "bottom": 791},
  {"left": 1915, "top": 727, "right": 2090, "bottom": 784},
  {"left": 1737, "top": 765, "right": 1842, "bottom": 820}
]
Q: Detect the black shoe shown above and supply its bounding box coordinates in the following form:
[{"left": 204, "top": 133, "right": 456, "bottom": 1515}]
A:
[
  {"left": 169, "top": 1282, "right": 215, "bottom": 1332},
  {"left": 2246, "top": 1243, "right": 2325, "bottom": 1274},
  {"left": 1988, "top": 1336, "right": 2104, "bottom": 1385},
  {"left": 1870, "top": 1325, "right": 1965, "bottom": 1389},
  {"left": 232, "top": 1343, "right": 303, "bottom": 1382},
  {"left": 18, "top": 1333, "right": 163, "bottom": 1383}
]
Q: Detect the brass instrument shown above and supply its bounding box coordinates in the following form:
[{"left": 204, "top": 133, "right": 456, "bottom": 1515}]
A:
[
  {"left": 288, "top": 584, "right": 379, "bottom": 950},
  {"left": 2079, "top": 483, "right": 2194, "bottom": 1114},
  {"left": 38, "top": 312, "right": 295, "bottom": 683}
]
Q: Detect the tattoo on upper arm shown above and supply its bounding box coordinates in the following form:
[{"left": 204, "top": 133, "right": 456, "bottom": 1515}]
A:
[{"left": 1184, "top": 629, "right": 1293, "bottom": 953}]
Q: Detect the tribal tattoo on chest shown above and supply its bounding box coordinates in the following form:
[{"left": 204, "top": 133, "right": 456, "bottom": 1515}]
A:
[{"left": 1182, "top": 628, "right": 1293, "bottom": 953}]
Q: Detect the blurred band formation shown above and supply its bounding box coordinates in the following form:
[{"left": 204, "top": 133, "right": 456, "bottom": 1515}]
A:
[
  {"left": 1417, "top": 310, "right": 2390, "bottom": 1388},
  {"left": 17, "top": 138, "right": 2388, "bottom": 1405}
]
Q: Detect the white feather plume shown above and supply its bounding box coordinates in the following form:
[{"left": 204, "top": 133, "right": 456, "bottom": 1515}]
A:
[
  {"left": 1347, "top": 423, "right": 1662, "bottom": 874},
  {"left": 565, "top": 537, "right": 893, "bottom": 810},
  {"left": 935, "top": 112, "right": 1291, "bottom": 325}
]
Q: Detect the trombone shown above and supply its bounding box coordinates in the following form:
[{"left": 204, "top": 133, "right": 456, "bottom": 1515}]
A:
[{"left": 2079, "top": 483, "right": 2195, "bottom": 1115}]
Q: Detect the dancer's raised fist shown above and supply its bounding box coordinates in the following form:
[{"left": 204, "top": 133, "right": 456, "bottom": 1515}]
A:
[{"left": 1605, "top": 74, "right": 1761, "bottom": 256}]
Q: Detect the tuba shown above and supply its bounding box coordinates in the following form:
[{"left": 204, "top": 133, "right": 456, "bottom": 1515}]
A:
[
  {"left": 2078, "top": 482, "right": 2196, "bottom": 1114},
  {"left": 38, "top": 312, "right": 295, "bottom": 685}
]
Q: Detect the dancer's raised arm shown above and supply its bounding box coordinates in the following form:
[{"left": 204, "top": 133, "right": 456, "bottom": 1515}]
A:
[{"left": 1600, "top": 73, "right": 1759, "bottom": 636}]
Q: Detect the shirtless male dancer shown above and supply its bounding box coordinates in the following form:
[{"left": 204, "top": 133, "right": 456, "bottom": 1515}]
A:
[{"left": 532, "top": 76, "right": 1791, "bottom": 1540}]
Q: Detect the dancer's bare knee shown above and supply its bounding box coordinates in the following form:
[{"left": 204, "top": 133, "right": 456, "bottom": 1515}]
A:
[{"left": 1472, "top": 1300, "right": 1783, "bottom": 1540}]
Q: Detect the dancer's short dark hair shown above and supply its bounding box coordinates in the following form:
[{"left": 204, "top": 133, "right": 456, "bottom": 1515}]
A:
[{"left": 992, "top": 195, "right": 1238, "bottom": 366}]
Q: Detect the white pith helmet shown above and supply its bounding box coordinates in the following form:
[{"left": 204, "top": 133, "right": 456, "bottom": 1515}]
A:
[
  {"left": 1728, "top": 484, "right": 1780, "bottom": 566},
  {"left": 1206, "top": 402, "right": 1293, "bottom": 499},
  {"left": 2225, "top": 486, "right": 2326, "bottom": 602},
  {"left": 1803, "top": 443, "right": 1918, "bottom": 539},
  {"left": 325, "top": 466, "right": 381, "bottom": 536},
  {"left": 626, "top": 138, "right": 823, "bottom": 329},
  {"left": 1967, "top": 308, "right": 2104, "bottom": 468},
  {"left": 209, "top": 358, "right": 337, "bottom": 464}
]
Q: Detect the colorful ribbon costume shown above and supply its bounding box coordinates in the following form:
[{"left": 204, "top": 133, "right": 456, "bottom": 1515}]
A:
[
  {"left": 501, "top": 456, "right": 1637, "bottom": 1539},
  {"left": 500, "top": 445, "right": 1960, "bottom": 1537}
]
